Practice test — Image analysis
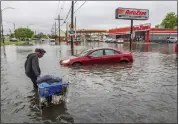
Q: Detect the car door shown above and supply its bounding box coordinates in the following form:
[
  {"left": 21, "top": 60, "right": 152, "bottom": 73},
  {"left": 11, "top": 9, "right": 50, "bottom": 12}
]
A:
[
  {"left": 86, "top": 49, "right": 104, "bottom": 65},
  {"left": 102, "top": 49, "right": 121, "bottom": 64}
]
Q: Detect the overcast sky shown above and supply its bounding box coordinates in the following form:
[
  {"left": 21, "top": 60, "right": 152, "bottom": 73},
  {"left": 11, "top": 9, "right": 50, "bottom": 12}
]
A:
[{"left": 1, "top": 1, "right": 177, "bottom": 34}]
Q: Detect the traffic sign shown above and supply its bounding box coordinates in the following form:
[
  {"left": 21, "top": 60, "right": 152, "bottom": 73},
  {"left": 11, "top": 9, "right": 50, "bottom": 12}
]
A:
[
  {"left": 69, "top": 24, "right": 74, "bottom": 28},
  {"left": 131, "top": 32, "right": 135, "bottom": 39},
  {"left": 69, "top": 30, "right": 75, "bottom": 34}
]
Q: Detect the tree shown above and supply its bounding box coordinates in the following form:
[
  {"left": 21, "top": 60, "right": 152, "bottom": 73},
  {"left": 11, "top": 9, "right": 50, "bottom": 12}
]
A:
[
  {"left": 155, "top": 24, "right": 160, "bottom": 28},
  {"left": 161, "top": 12, "right": 178, "bottom": 29},
  {"left": 33, "top": 32, "right": 46, "bottom": 39},
  {"left": 14, "top": 28, "right": 34, "bottom": 40},
  {"left": 10, "top": 33, "right": 15, "bottom": 38},
  {"left": 49, "top": 34, "right": 58, "bottom": 39}
]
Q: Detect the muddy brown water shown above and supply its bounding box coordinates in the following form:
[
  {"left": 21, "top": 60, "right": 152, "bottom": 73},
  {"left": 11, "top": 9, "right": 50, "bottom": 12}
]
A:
[{"left": 1, "top": 41, "right": 178, "bottom": 123}]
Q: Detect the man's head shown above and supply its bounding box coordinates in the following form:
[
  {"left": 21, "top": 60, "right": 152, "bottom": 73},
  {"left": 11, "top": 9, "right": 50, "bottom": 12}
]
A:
[{"left": 35, "top": 48, "right": 46, "bottom": 58}]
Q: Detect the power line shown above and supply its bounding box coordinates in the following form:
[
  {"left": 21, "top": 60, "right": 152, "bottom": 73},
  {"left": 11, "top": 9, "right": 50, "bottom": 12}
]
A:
[
  {"left": 55, "top": 1, "right": 61, "bottom": 16},
  {"left": 62, "top": 1, "right": 78, "bottom": 24},
  {"left": 60, "top": 6, "right": 72, "bottom": 26},
  {"left": 61, "top": 1, "right": 87, "bottom": 26},
  {"left": 74, "top": 1, "right": 86, "bottom": 14},
  {"left": 59, "top": 1, "right": 65, "bottom": 15},
  {"left": 51, "top": 1, "right": 60, "bottom": 33}
]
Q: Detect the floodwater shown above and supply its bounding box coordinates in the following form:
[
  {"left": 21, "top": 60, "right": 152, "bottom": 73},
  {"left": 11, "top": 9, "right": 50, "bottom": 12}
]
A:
[{"left": 1, "top": 41, "right": 178, "bottom": 123}]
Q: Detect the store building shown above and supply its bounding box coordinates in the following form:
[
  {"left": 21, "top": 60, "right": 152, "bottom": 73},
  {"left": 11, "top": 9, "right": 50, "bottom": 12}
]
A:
[{"left": 108, "top": 23, "right": 177, "bottom": 42}]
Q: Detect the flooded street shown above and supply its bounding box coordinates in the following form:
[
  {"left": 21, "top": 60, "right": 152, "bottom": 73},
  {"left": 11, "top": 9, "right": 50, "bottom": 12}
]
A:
[{"left": 1, "top": 42, "right": 178, "bottom": 123}]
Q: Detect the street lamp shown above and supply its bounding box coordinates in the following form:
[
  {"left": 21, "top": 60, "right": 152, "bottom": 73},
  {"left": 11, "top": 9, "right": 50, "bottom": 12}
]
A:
[
  {"left": 2, "top": 7, "right": 15, "bottom": 12},
  {"left": 1, "top": 5, "right": 15, "bottom": 43}
]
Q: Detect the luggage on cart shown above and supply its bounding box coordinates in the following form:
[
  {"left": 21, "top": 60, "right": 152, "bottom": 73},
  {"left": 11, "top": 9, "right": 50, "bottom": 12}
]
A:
[{"left": 37, "top": 75, "right": 69, "bottom": 109}]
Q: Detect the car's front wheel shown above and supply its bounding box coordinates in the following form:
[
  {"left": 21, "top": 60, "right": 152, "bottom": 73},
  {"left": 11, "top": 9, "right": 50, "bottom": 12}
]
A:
[
  {"left": 120, "top": 60, "right": 129, "bottom": 64},
  {"left": 72, "top": 62, "right": 82, "bottom": 67}
]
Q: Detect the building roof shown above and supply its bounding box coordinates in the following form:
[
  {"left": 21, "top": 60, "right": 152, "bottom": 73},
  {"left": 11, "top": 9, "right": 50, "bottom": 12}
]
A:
[
  {"left": 108, "top": 23, "right": 177, "bottom": 34},
  {"left": 56, "top": 30, "right": 66, "bottom": 37},
  {"left": 76, "top": 29, "right": 108, "bottom": 33}
]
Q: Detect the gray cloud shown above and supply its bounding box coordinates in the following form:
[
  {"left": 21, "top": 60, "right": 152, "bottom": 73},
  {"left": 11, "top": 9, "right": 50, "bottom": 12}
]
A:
[{"left": 2, "top": 1, "right": 177, "bottom": 34}]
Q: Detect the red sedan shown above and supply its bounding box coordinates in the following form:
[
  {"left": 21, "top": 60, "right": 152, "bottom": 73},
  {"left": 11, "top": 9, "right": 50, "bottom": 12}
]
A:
[{"left": 60, "top": 48, "right": 133, "bottom": 67}]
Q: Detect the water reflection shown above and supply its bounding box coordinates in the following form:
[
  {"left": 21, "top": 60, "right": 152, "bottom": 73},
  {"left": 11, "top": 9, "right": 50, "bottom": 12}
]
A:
[
  {"left": 2, "top": 46, "right": 6, "bottom": 58},
  {"left": 26, "top": 89, "right": 74, "bottom": 123},
  {"left": 1, "top": 42, "right": 177, "bottom": 123}
]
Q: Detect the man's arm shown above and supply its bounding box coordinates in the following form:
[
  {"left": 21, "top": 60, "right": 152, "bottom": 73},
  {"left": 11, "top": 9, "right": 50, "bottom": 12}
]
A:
[{"left": 32, "top": 57, "right": 40, "bottom": 77}]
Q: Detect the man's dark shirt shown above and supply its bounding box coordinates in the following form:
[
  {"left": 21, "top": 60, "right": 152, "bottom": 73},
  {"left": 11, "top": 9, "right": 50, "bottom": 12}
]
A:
[{"left": 25, "top": 53, "right": 41, "bottom": 77}]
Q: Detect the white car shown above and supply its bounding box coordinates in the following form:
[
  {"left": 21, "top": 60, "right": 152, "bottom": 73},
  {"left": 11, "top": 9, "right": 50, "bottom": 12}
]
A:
[
  {"left": 111, "top": 38, "right": 116, "bottom": 42},
  {"left": 166, "top": 37, "right": 177, "bottom": 43},
  {"left": 117, "top": 38, "right": 124, "bottom": 43},
  {"left": 50, "top": 39, "right": 55, "bottom": 42},
  {"left": 10, "top": 38, "right": 18, "bottom": 42},
  {"left": 104, "top": 38, "right": 109, "bottom": 42},
  {"left": 108, "top": 38, "right": 113, "bottom": 42}
]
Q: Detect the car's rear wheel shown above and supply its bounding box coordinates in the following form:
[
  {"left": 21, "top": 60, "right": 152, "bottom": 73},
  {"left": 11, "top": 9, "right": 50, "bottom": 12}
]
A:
[
  {"left": 120, "top": 60, "right": 128, "bottom": 64},
  {"left": 72, "top": 62, "right": 82, "bottom": 67}
]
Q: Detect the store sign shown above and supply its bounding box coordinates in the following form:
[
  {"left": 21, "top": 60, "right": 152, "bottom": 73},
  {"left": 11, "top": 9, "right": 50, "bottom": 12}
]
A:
[
  {"left": 115, "top": 7, "right": 149, "bottom": 20},
  {"left": 133, "top": 24, "right": 151, "bottom": 31},
  {"left": 69, "top": 30, "right": 75, "bottom": 34}
]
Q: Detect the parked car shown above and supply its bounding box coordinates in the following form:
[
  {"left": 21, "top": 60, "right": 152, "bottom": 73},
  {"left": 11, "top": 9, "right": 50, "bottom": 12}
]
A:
[
  {"left": 32, "top": 38, "right": 39, "bottom": 40},
  {"left": 10, "top": 38, "right": 18, "bottom": 42},
  {"left": 108, "top": 38, "right": 113, "bottom": 42},
  {"left": 117, "top": 38, "right": 124, "bottom": 43},
  {"left": 104, "top": 38, "right": 109, "bottom": 42},
  {"left": 60, "top": 47, "right": 133, "bottom": 67},
  {"left": 105, "top": 38, "right": 113, "bottom": 43},
  {"left": 111, "top": 38, "right": 116, "bottom": 42},
  {"left": 166, "top": 37, "right": 177, "bottom": 43},
  {"left": 50, "top": 39, "right": 55, "bottom": 42},
  {"left": 41, "top": 38, "right": 46, "bottom": 42}
]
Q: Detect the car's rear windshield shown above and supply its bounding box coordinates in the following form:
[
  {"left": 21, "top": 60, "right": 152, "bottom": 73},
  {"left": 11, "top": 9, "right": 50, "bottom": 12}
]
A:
[{"left": 79, "top": 49, "right": 92, "bottom": 56}]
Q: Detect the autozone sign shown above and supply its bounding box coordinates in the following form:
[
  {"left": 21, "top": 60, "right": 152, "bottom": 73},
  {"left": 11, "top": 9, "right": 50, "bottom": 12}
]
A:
[
  {"left": 115, "top": 7, "right": 149, "bottom": 20},
  {"left": 133, "top": 24, "right": 151, "bottom": 31}
]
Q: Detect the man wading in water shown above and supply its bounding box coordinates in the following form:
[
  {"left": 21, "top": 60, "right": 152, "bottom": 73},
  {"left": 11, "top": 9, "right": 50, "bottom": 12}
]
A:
[{"left": 25, "top": 48, "right": 46, "bottom": 88}]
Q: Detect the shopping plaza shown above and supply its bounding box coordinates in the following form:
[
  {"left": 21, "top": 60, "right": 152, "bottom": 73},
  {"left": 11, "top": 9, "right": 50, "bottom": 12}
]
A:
[
  {"left": 65, "top": 23, "right": 177, "bottom": 43},
  {"left": 108, "top": 23, "right": 177, "bottom": 42}
]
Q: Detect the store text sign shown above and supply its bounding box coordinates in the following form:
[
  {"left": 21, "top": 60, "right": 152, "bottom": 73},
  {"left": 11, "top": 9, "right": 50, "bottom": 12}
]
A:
[
  {"left": 115, "top": 7, "right": 149, "bottom": 20},
  {"left": 133, "top": 24, "right": 151, "bottom": 31}
]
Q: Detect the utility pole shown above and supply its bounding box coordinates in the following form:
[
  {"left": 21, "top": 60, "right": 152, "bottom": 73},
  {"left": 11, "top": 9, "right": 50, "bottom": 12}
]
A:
[
  {"left": 130, "top": 19, "right": 133, "bottom": 52},
  {"left": 2, "top": 24, "right": 4, "bottom": 43},
  {"left": 0, "top": 1, "right": 2, "bottom": 43},
  {"left": 75, "top": 16, "right": 76, "bottom": 40},
  {"left": 54, "top": 22, "right": 57, "bottom": 41},
  {"left": 55, "top": 22, "right": 56, "bottom": 36},
  {"left": 55, "top": 15, "right": 63, "bottom": 45},
  {"left": 66, "top": 22, "right": 68, "bottom": 43},
  {"left": 13, "top": 23, "right": 15, "bottom": 32},
  {"left": 71, "top": 1, "right": 74, "bottom": 55},
  {"left": 9, "top": 29, "right": 11, "bottom": 34}
]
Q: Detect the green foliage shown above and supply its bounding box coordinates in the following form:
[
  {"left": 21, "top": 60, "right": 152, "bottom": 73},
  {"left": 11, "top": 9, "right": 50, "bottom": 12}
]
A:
[
  {"left": 155, "top": 24, "right": 160, "bottom": 28},
  {"left": 48, "top": 35, "right": 58, "bottom": 39},
  {"left": 161, "top": 12, "right": 178, "bottom": 29},
  {"left": 33, "top": 32, "right": 46, "bottom": 39},
  {"left": 1, "top": 41, "right": 26, "bottom": 46},
  {"left": 14, "top": 28, "right": 34, "bottom": 39},
  {"left": 10, "top": 33, "right": 15, "bottom": 38}
]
